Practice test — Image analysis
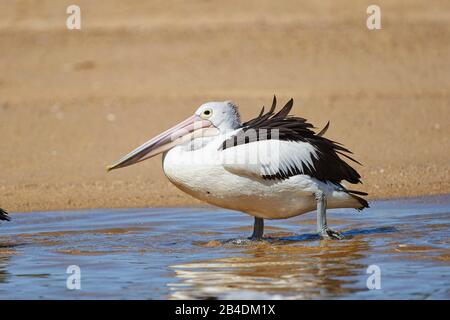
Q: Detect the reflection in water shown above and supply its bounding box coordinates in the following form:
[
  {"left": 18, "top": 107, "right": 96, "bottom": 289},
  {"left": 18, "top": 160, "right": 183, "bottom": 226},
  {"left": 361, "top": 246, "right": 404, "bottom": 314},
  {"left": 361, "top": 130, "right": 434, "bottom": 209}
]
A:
[
  {"left": 0, "top": 195, "right": 449, "bottom": 299},
  {"left": 0, "top": 242, "right": 17, "bottom": 284},
  {"left": 169, "top": 238, "right": 370, "bottom": 299},
  {"left": 0, "top": 256, "right": 11, "bottom": 284}
]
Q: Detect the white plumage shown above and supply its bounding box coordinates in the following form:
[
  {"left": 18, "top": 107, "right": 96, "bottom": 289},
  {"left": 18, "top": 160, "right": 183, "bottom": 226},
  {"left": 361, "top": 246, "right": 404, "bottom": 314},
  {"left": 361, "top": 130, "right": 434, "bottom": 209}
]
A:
[
  {"left": 163, "top": 134, "right": 362, "bottom": 220},
  {"left": 108, "top": 96, "right": 368, "bottom": 239}
]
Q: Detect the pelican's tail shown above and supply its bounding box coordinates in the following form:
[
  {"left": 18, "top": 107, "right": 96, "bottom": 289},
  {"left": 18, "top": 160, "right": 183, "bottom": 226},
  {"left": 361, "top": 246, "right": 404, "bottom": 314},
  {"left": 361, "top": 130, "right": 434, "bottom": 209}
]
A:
[
  {"left": 327, "top": 186, "right": 369, "bottom": 212},
  {"left": 0, "top": 208, "right": 11, "bottom": 221},
  {"left": 346, "top": 190, "right": 369, "bottom": 211}
]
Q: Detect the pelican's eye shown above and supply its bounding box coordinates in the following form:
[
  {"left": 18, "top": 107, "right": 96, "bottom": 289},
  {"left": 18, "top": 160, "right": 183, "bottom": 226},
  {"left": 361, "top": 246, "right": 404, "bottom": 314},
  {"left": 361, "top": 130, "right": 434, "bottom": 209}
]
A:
[{"left": 200, "top": 108, "right": 213, "bottom": 119}]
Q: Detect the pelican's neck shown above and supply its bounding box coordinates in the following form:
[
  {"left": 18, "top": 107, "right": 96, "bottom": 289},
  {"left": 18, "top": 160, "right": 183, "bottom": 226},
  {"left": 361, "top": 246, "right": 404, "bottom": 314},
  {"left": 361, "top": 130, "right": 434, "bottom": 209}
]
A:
[{"left": 163, "top": 128, "right": 241, "bottom": 166}]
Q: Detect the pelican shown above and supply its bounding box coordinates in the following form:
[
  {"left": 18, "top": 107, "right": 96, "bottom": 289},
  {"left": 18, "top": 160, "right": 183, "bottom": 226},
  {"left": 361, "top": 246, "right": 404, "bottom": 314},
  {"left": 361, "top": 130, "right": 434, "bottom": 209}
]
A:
[
  {"left": 0, "top": 208, "right": 10, "bottom": 222},
  {"left": 108, "top": 96, "right": 368, "bottom": 240}
]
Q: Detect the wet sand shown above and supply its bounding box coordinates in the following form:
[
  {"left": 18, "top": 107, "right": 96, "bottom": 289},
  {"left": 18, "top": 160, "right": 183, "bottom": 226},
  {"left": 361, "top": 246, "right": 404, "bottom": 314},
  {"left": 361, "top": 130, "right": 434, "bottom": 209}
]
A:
[
  {"left": 0, "top": 195, "right": 449, "bottom": 299},
  {"left": 0, "top": 1, "right": 450, "bottom": 212}
]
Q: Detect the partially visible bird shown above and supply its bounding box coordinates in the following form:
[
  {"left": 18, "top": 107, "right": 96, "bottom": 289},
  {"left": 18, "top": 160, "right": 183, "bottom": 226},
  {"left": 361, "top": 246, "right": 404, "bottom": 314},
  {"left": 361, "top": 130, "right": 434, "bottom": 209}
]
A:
[
  {"left": 0, "top": 208, "right": 10, "bottom": 221},
  {"left": 108, "top": 96, "right": 368, "bottom": 240}
]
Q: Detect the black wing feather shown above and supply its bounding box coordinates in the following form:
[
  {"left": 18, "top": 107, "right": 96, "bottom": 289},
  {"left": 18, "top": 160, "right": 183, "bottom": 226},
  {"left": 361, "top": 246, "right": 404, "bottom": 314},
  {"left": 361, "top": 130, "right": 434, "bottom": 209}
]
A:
[
  {"left": 0, "top": 208, "right": 10, "bottom": 221},
  {"left": 220, "top": 96, "right": 364, "bottom": 185},
  {"left": 317, "top": 121, "right": 330, "bottom": 137}
]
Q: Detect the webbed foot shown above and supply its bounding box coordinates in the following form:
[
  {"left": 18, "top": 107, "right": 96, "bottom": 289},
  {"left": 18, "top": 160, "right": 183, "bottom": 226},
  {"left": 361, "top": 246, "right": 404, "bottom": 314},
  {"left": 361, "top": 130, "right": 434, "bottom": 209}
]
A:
[{"left": 319, "top": 228, "right": 344, "bottom": 240}]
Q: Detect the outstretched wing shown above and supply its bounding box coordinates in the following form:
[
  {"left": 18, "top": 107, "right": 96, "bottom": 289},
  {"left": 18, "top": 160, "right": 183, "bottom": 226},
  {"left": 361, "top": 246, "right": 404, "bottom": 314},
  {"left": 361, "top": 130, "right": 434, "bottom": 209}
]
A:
[{"left": 219, "top": 96, "right": 363, "bottom": 184}]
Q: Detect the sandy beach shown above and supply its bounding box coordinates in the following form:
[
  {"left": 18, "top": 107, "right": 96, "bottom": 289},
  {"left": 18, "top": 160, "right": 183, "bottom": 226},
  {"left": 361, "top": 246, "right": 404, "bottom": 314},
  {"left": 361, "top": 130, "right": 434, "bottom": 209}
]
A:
[{"left": 0, "top": 0, "right": 449, "bottom": 212}]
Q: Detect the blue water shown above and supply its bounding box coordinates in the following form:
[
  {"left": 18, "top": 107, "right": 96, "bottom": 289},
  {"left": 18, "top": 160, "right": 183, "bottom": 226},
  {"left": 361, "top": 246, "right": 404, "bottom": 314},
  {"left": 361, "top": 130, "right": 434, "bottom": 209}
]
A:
[{"left": 0, "top": 195, "right": 449, "bottom": 299}]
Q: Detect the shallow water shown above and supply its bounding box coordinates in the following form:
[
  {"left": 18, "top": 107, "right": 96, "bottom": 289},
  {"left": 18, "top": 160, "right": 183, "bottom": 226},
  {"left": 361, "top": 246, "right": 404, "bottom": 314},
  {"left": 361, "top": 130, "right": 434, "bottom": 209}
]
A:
[{"left": 0, "top": 195, "right": 449, "bottom": 299}]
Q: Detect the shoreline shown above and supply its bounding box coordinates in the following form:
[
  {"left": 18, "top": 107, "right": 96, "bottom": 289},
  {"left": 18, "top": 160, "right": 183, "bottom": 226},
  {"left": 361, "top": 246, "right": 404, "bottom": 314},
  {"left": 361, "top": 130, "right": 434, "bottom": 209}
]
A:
[
  {"left": 5, "top": 193, "right": 450, "bottom": 214},
  {"left": 4, "top": 187, "right": 449, "bottom": 214}
]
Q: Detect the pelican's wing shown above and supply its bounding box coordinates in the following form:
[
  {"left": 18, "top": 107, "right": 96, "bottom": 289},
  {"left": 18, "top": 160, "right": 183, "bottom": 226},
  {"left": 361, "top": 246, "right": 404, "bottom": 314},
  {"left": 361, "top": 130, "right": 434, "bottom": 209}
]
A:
[
  {"left": 220, "top": 139, "right": 319, "bottom": 180},
  {"left": 219, "top": 96, "right": 363, "bottom": 184}
]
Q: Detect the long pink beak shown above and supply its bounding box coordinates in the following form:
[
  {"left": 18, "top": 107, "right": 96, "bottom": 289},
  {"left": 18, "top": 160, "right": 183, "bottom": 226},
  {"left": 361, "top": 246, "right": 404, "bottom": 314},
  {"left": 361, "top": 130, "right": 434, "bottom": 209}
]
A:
[{"left": 107, "top": 114, "right": 213, "bottom": 171}]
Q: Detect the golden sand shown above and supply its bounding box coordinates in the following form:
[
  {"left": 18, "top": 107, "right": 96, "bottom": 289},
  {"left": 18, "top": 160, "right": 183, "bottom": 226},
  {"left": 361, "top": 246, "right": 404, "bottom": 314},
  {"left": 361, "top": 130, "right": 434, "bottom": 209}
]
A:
[{"left": 0, "top": 1, "right": 449, "bottom": 212}]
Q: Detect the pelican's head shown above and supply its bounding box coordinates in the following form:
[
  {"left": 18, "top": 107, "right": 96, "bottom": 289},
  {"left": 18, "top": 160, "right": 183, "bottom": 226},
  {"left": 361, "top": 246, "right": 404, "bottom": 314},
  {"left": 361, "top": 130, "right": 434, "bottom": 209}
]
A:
[
  {"left": 107, "top": 101, "right": 241, "bottom": 171},
  {"left": 194, "top": 101, "right": 241, "bottom": 132}
]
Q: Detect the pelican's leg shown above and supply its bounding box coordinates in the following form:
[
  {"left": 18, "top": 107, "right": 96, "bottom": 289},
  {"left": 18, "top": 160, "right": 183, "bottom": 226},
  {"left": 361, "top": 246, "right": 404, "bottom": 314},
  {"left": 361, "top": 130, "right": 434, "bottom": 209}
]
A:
[
  {"left": 316, "top": 191, "right": 344, "bottom": 240},
  {"left": 249, "top": 217, "right": 264, "bottom": 240}
]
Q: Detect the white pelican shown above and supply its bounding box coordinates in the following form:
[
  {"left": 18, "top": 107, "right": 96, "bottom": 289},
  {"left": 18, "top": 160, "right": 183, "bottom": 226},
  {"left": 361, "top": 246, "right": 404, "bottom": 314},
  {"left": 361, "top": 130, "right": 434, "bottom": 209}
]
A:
[
  {"left": 108, "top": 96, "right": 368, "bottom": 240},
  {"left": 0, "top": 208, "right": 10, "bottom": 222}
]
